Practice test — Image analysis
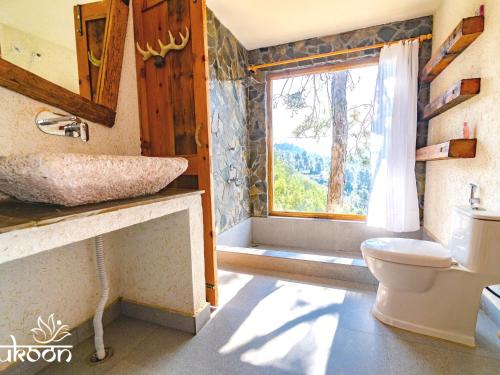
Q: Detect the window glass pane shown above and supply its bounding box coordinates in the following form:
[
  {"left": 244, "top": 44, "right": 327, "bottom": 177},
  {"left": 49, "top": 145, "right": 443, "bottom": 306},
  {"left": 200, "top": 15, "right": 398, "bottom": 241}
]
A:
[{"left": 271, "top": 64, "right": 378, "bottom": 215}]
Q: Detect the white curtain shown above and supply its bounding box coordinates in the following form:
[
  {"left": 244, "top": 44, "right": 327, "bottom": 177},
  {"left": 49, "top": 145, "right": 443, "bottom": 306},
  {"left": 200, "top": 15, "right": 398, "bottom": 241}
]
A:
[{"left": 367, "top": 40, "right": 420, "bottom": 232}]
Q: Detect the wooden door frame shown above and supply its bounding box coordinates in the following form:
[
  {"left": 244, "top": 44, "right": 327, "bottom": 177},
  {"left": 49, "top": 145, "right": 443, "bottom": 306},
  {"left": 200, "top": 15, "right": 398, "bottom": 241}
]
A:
[
  {"left": 266, "top": 57, "right": 379, "bottom": 221},
  {"left": 132, "top": 0, "right": 218, "bottom": 305},
  {"left": 188, "top": 0, "right": 218, "bottom": 305}
]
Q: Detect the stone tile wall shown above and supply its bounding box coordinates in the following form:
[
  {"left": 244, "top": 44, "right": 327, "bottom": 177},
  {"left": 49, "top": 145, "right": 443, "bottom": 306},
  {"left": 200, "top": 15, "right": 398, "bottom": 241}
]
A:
[
  {"left": 207, "top": 12, "right": 433, "bottom": 229},
  {"left": 207, "top": 10, "right": 251, "bottom": 234},
  {"left": 246, "top": 17, "right": 433, "bottom": 221}
]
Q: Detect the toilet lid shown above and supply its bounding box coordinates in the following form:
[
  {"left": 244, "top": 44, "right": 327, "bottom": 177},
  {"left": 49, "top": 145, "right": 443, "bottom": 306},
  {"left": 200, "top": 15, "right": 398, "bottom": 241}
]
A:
[{"left": 361, "top": 238, "right": 452, "bottom": 268}]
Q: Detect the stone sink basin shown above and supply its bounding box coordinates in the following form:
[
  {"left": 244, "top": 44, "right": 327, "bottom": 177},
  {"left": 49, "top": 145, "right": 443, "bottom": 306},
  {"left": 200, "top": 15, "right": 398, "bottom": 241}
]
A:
[{"left": 0, "top": 153, "right": 188, "bottom": 206}]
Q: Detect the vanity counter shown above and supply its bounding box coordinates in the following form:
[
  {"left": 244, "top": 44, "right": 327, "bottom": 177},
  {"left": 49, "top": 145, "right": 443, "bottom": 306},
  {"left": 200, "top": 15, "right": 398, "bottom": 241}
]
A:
[
  {"left": 0, "top": 188, "right": 203, "bottom": 264},
  {"left": 0, "top": 187, "right": 210, "bottom": 348}
]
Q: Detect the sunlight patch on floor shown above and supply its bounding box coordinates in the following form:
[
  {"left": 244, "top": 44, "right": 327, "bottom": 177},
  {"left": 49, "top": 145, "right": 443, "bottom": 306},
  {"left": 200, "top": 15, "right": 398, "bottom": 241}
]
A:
[
  {"left": 240, "top": 320, "right": 311, "bottom": 368},
  {"left": 214, "top": 270, "right": 255, "bottom": 313},
  {"left": 219, "top": 274, "right": 345, "bottom": 374}
]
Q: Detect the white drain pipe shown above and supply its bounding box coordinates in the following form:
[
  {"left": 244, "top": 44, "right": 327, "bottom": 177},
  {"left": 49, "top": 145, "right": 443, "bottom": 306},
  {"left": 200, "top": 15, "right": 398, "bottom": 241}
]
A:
[{"left": 93, "top": 235, "right": 109, "bottom": 360}]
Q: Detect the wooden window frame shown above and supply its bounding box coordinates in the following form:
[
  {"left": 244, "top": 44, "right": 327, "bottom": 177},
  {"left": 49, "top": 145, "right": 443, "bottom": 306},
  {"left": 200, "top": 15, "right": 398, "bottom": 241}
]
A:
[{"left": 266, "top": 56, "right": 379, "bottom": 222}]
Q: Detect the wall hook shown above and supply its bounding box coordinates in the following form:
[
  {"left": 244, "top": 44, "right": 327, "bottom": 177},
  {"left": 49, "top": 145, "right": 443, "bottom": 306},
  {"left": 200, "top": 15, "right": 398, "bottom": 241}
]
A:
[{"left": 136, "top": 27, "right": 190, "bottom": 68}]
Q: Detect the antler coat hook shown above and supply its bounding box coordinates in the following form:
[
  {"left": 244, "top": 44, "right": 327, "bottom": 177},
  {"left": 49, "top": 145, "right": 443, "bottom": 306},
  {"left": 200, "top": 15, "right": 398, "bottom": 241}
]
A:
[{"left": 136, "top": 26, "right": 190, "bottom": 68}]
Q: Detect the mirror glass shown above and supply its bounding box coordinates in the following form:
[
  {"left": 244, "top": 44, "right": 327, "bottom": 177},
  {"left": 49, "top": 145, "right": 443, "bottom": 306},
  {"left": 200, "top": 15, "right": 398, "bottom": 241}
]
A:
[{"left": 0, "top": 0, "right": 108, "bottom": 102}]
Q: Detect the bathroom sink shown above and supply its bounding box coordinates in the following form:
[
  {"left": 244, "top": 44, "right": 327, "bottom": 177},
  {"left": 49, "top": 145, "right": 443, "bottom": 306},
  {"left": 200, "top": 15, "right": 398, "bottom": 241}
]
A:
[{"left": 0, "top": 153, "right": 188, "bottom": 206}]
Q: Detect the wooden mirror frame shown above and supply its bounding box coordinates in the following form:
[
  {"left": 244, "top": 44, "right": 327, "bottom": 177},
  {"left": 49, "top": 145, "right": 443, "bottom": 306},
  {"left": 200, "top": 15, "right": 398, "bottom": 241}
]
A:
[{"left": 0, "top": 0, "right": 129, "bottom": 127}]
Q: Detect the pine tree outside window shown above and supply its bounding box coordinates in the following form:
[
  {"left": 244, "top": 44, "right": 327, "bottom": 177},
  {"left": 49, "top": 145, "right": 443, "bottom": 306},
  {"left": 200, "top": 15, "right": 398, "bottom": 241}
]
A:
[{"left": 267, "top": 58, "right": 378, "bottom": 219}]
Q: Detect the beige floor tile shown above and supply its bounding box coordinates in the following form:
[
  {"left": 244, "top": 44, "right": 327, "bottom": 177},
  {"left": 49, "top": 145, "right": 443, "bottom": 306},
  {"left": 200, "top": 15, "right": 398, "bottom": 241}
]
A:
[{"left": 40, "top": 269, "right": 500, "bottom": 375}]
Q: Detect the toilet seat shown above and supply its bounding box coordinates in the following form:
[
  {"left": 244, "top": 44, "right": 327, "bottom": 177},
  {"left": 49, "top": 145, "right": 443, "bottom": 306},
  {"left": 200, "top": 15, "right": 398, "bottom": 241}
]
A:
[{"left": 361, "top": 238, "right": 452, "bottom": 268}]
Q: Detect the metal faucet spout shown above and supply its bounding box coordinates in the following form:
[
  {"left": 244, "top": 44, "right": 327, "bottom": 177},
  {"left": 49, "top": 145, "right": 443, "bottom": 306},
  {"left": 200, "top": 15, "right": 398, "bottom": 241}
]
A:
[
  {"left": 36, "top": 115, "right": 80, "bottom": 126},
  {"left": 35, "top": 111, "right": 89, "bottom": 142},
  {"left": 469, "top": 183, "right": 480, "bottom": 210}
]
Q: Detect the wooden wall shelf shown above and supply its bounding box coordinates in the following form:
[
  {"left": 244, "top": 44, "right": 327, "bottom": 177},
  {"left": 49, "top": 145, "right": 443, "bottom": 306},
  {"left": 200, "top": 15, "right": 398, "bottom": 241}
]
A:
[
  {"left": 422, "top": 78, "right": 480, "bottom": 120},
  {"left": 421, "top": 16, "right": 484, "bottom": 83},
  {"left": 416, "top": 139, "right": 477, "bottom": 161}
]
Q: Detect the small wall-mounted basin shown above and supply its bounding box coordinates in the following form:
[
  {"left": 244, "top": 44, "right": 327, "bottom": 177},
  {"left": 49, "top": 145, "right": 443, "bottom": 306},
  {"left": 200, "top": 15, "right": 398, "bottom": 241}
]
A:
[{"left": 0, "top": 153, "right": 188, "bottom": 206}]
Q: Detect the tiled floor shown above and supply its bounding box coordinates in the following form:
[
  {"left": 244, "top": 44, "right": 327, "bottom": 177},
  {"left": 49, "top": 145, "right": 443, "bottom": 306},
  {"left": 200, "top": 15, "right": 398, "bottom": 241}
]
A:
[{"left": 41, "top": 268, "right": 500, "bottom": 374}]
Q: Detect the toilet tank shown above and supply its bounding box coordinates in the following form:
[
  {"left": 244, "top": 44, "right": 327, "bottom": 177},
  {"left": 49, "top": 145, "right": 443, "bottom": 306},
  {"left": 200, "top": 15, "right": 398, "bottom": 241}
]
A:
[{"left": 449, "top": 206, "right": 500, "bottom": 276}]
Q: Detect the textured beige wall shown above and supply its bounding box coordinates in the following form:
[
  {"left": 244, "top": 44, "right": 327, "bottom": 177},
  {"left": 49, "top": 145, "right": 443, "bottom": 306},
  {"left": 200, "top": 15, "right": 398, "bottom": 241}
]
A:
[
  {"left": 115, "top": 202, "right": 207, "bottom": 315},
  {"left": 0, "top": 10, "right": 141, "bottom": 370},
  {"left": 0, "top": 237, "right": 122, "bottom": 353},
  {"left": 424, "top": 0, "right": 500, "bottom": 244},
  {"left": 0, "top": 10, "right": 141, "bottom": 156}
]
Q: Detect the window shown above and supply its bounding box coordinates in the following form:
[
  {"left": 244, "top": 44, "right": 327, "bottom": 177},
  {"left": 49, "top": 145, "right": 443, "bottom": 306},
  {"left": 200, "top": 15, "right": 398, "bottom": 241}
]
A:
[{"left": 268, "top": 58, "right": 379, "bottom": 220}]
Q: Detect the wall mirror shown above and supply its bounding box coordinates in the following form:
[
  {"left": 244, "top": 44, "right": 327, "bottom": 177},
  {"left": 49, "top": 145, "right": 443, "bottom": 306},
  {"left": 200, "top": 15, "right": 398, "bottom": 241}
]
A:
[{"left": 0, "top": 0, "right": 129, "bottom": 127}]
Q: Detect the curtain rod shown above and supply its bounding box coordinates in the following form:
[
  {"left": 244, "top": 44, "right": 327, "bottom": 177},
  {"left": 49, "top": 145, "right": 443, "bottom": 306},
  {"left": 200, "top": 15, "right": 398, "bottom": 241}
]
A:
[{"left": 248, "top": 33, "right": 432, "bottom": 72}]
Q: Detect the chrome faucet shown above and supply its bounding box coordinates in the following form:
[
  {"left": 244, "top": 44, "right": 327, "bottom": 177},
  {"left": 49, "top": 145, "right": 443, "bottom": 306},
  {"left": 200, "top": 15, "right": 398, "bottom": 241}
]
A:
[
  {"left": 469, "top": 183, "right": 480, "bottom": 210},
  {"left": 35, "top": 111, "right": 89, "bottom": 142}
]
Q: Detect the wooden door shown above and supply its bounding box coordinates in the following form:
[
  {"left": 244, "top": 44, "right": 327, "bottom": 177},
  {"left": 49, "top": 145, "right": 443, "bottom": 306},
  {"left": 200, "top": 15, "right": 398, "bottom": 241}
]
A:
[
  {"left": 132, "top": 0, "right": 218, "bottom": 305},
  {"left": 74, "top": 1, "right": 109, "bottom": 101}
]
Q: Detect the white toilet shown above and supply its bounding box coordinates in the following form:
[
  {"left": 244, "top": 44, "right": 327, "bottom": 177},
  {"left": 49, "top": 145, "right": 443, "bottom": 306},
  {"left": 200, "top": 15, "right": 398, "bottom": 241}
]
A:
[{"left": 361, "top": 206, "right": 500, "bottom": 346}]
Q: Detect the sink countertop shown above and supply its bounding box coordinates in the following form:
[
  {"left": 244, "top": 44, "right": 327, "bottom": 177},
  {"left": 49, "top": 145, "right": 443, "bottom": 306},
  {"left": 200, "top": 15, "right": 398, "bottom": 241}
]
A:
[
  {"left": 0, "top": 188, "right": 204, "bottom": 264},
  {"left": 0, "top": 188, "right": 202, "bottom": 234}
]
